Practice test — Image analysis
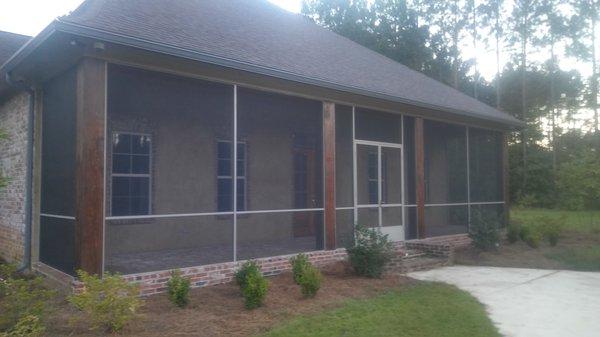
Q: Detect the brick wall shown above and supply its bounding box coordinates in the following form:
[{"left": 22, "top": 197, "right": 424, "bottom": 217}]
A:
[
  {"left": 60, "top": 235, "right": 467, "bottom": 296},
  {"left": 0, "top": 92, "right": 30, "bottom": 264}
]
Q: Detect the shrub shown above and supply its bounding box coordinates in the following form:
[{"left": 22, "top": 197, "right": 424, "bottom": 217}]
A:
[
  {"left": 469, "top": 209, "right": 500, "bottom": 251},
  {"left": 519, "top": 225, "right": 532, "bottom": 242},
  {"left": 235, "top": 261, "right": 268, "bottom": 309},
  {"left": 347, "top": 225, "right": 394, "bottom": 278},
  {"left": 235, "top": 261, "right": 261, "bottom": 288},
  {"left": 1, "top": 315, "right": 45, "bottom": 337},
  {"left": 0, "top": 264, "right": 55, "bottom": 334},
  {"left": 241, "top": 272, "right": 268, "bottom": 309},
  {"left": 507, "top": 223, "right": 520, "bottom": 244},
  {"left": 298, "top": 264, "right": 322, "bottom": 298},
  {"left": 524, "top": 229, "right": 542, "bottom": 248},
  {"left": 539, "top": 217, "right": 563, "bottom": 247},
  {"left": 167, "top": 270, "right": 190, "bottom": 308},
  {"left": 289, "top": 253, "right": 310, "bottom": 285},
  {"left": 68, "top": 270, "right": 142, "bottom": 333}
]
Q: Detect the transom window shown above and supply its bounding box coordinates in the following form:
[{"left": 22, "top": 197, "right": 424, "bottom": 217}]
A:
[
  {"left": 111, "top": 133, "right": 151, "bottom": 216},
  {"left": 217, "top": 140, "right": 246, "bottom": 212}
]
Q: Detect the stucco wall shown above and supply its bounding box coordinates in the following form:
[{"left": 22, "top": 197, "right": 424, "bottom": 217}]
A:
[
  {"left": 0, "top": 92, "right": 29, "bottom": 263},
  {"left": 105, "top": 66, "right": 324, "bottom": 257}
]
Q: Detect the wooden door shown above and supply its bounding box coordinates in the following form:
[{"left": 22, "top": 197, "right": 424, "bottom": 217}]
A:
[{"left": 293, "top": 149, "right": 316, "bottom": 237}]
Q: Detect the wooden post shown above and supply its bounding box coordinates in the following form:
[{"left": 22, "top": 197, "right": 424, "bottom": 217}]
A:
[
  {"left": 323, "top": 102, "right": 336, "bottom": 250},
  {"left": 502, "top": 132, "right": 510, "bottom": 227},
  {"left": 75, "top": 58, "right": 106, "bottom": 275},
  {"left": 414, "top": 117, "right": 425, "bottom": 238}
]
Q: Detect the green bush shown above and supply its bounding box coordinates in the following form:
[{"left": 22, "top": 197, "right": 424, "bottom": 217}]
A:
[
  {"left": 519, "top": 225, "right": 532, "bottom": 242},
  {"left": 347, "top": 225, "right": 394, "bottom": 278},
  {"left": 1, "top": 315, "right": 45, "bottom": 337},
  {"left": 524, "top": 230, "right": 542, "bottom": 248},
  {"left": 167, "top": 270, "right": 190, "bottom": 308},
  {"left": 290, "top": 253, "right": 310, "bottom": 285},
  {"left": 298, "top": 264, "right": 322, "bottom": 298},
  {"left": 539, "top": 217, "right": 563, "bottom": 247},
  {"left": 235, "top": 261, "right": 261, "bottom": 288},
  {"left": 242, "top": 272, "right": 268, "bottom": 309},
  {"left": 235, "top": 261, "right": 268, "bottom": 309},
  {"left": 507, "top": 223, "right": 520, "bottom": 244},
  {"left": 0, "top": 264, "right": 55, "bottom": 335},
  {"left": 68, "top": 270, "right": 142, "bottom": 333},
  {"left": 469, "top": 209, "right": 500, "bottom": 251}
]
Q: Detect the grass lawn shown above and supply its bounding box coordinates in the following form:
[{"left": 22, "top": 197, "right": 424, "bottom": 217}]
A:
[
  {"left": 263, "top": 283, "right": 500, "bottom": 337},
  {"left": 456, "top": 208, "right": 600, "bottom": 271},
  {"left": 511, "top": 208, "right": 600, "bottom": 235}
]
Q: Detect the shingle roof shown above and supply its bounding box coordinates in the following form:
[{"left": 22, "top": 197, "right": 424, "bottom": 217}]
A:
[
  {"left": 0, "top": 31, "right": 30, "bottom": 67},
  {"left": 56, "top": 0, "right": 518, "bottom": 126}
]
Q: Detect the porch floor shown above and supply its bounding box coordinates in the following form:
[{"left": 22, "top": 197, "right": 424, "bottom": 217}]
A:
[{"left": 106, "top": 236, "right": 319, "bottom": 274}]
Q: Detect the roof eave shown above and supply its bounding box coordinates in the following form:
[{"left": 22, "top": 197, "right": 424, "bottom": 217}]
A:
[{"left": 2, "top": 19, "right": 524, "bottom": 129}]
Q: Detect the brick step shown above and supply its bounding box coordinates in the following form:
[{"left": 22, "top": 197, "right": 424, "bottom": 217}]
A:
[{"left": 402, "top": 249, "right": 428, "bottom": 259}]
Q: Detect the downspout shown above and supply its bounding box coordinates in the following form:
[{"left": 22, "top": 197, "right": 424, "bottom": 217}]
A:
[{"left": 5, "top": 72, "right": 35, "bottom": 272}]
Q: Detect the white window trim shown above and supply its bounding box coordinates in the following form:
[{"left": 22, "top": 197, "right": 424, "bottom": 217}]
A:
[
  {"left": 217, "top": 139, "right": 247, "bottom": 212},
  {"left": 110, "top": 131, "right": 152, "bottom": 216}
]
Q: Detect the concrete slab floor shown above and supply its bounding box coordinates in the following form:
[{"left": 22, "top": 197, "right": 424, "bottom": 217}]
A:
[{"left": 409, "top": 266, "right": 600, "bottom": 337}]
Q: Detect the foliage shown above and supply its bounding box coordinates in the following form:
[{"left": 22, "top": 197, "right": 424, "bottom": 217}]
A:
[
  {"left": 235, "top": 261, "right": 268, "bottom": 309},
  {"left": 68, "top": 270, "right": 142, "bottom": 332},
  {"left": 469, "top": 209, "right": 501, "bottom": 251},
  {"left": 241, "top": 271, "right": 268, "bottom": 309},
  {"left": 263, "top": 283, "right": 500, "bottom": 337},
  {"left": 290, "top": 253, "right": 310, "bottom": 285},
  {"left": 538, "top": 216, "right": 563, "bottom": 246},
  {"left": 506, "top": 223, "right": 521, "bottom": 244},
  {"left": 235, "top": 261, "right": 262, "bottom": 288},
  {"left": 167, "top": 270, "right": 190, "bottom": 308},
  {"left": 0, "top": 264, "right": 55, "bottom": 335},
  {"left": 556, "top": 152, "right": 600, "bottom": 211},
  {"left": 298, "top": 264, "right": 322, "bottom": 298},
  {"left": 524, "top": 229, "right": 542, "bottom": 248},
  {"left": 347, "top": 225, "right": 394, "bottom": 278},
  {"left": 1, "top": 315, "right": 45, "bottom": 337}
]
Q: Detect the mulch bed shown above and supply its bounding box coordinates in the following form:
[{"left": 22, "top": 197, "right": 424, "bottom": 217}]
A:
[{"left": 46, "top": 261, "right": 415, "bottom": 336}]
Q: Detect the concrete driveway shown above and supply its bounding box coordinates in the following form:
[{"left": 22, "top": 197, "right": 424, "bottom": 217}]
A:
[{"left": 409, "top": 266, "right": 600, "bottom": 337}]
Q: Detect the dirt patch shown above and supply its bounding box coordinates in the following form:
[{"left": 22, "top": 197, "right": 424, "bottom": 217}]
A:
[
  {"left": 455, "top": 229, "right": 600, "bottom": 270},
  {"left": 46, "top": 262, "right": 415, "bottom": 337}
]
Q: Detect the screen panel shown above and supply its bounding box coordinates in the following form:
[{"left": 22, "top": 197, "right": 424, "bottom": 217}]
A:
[
  {"left": 469, "top": 128, "right": 503, "bottom": 202},
  {"left": 355, "top": 108, "right": 402, "bottom": 143}
]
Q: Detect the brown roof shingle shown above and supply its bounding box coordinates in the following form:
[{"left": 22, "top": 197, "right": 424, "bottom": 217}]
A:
[{"left": 0, "top": 30, "right": 30, "bottom": 67}]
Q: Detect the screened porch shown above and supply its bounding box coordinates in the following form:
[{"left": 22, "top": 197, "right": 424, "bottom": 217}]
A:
[{"left": 38, "top": 62, "right": 506, "bottom": 276}]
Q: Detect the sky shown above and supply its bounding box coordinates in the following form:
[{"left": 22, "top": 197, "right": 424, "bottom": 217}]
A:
[
  {"left": 0, "top": 0, "right": 593, "bottom": 81},
  {"left": 0, "top": 0, "right": 596, "bottom": 131}
]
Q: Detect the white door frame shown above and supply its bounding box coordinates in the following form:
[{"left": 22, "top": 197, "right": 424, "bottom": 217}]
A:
[{"left": 353, "top": 139, "right": 404, "bottom": 241}]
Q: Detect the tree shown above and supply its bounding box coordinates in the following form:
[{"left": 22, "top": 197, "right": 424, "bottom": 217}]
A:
[
  {"left": 507, "top": 0, "right": 543, "bottom": 190},
  {"left": 538, "top": 0, "right": 570, "bottom": 172},
  {"left": 568, "top": 0, "right": 599, "bottom": 132},
  {"left": 479, "top": 0, "right": 505, "bottom": 108}
]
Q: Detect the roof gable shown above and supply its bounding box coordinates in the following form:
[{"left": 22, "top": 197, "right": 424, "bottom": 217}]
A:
[{"left": 0, "top": 31, "right": 30, "bottom": 67}]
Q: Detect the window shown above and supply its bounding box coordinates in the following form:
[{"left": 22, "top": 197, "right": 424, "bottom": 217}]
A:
[
  {"left": 217, "top": 140, "right": 246, "bottom": 212},
  {"left": 111, "top": 133, "right": 151, "bottom": 216}
]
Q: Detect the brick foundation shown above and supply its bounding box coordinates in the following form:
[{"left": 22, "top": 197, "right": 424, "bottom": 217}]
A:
[
  {"left": 0, "top": 92, "right": 30, "bottom": 264},
  {"left": 40, "top": 234, "right": 470, "bottom": 296}
]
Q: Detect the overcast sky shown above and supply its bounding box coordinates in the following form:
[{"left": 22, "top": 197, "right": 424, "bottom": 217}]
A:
[{"left": 0, "top": 0, "right": 594, "bottom": 82}]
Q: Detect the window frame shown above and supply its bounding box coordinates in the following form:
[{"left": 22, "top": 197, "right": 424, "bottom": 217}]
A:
[
  {"left": 110, "top": 131, "right": 152, "bottom": 216},
  {"left": 216, "top": 139, "right": 247, "bottom": 212}
]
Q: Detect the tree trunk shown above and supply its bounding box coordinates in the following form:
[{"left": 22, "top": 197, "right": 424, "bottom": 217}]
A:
[
  {"left": 592, "top": 11, "right": 598, "bottom": 132},
  {"left": 550, "top": 42, "right": 557, "bottom": 174},
  {"left": 495, "top": 0, "right": 501, "bottom": 108},
  {"left": 521, "top": 9, "right": 528, "bottom": 190}
]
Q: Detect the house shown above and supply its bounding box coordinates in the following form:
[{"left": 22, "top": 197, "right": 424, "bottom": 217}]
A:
[{"left": 0, "top": 0, "right": 519, "bottom": 292}]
